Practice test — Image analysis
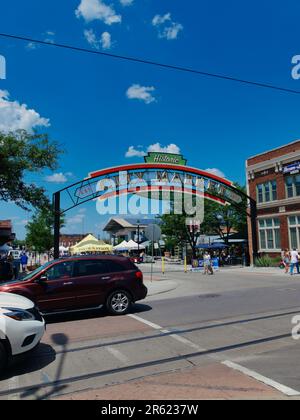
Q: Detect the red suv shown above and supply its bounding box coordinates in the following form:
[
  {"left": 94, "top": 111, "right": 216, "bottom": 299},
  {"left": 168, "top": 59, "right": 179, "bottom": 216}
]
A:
[{"left": 0, "top": 256, "right": 147, "bottom": 315}]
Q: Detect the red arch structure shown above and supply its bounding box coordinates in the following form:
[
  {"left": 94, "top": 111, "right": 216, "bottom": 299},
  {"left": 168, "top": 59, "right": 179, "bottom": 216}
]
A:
[{"left": 53, "top": 162, "right": 258, "bottom": 261}]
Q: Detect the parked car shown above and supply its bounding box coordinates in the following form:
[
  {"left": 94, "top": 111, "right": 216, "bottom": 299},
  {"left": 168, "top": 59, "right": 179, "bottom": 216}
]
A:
[
  {"left": 0, "top": 256, "right": 147, "bottom": 316},
  {"left": 0, "top": 292, "right": 45, "bottom": 374},
  {"left": 129, "top": 255, "right": 143, "bottom": 264},
  {"left": 0, "top": 256, "right": 14, "bottom": 283}
]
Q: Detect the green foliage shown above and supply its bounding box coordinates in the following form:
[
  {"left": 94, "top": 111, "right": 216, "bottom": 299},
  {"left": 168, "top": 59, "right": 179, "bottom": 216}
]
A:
[
  {"left": 159, "top": 184, "right": 248, "bottom": 258},
  {"left": 0, "top": 130, "right": 62, "bottom": 210},
  {"left": 26, "top": 208, "right": 64, "bottom": 253},
  {"left": 159, "top": 214, "right": 199, "bottom": 258},
  {"left": 254, "top": 256, "right": 281, "bottom": 267},
  {"left": 200, "top": 184, "right": 248, "bottom": 244}
]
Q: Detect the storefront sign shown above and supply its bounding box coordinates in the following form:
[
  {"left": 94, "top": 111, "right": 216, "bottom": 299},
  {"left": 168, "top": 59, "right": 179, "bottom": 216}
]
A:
[
  {"left": 144, "top": 152, "right": 187, "bottom": 166},
  {"left": 191, "top": 258, "right": 220, "bottom": 272},
  {"left": 283, "top": 162, "right": 300, "bottom": 175}
]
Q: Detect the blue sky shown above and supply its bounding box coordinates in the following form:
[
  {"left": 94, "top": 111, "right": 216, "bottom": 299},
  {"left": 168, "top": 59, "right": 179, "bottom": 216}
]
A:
[{"left": 1, "top": 0, "right": 300, "bottom": 239}]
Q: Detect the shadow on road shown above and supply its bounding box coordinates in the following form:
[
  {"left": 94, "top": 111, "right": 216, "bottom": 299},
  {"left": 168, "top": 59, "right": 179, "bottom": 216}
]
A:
[
  {"left": 44, "top": 303, "right": 152, "bottom": 324},
  {"left": 1, "top": 343, "right": 56, "bottom": 381}
]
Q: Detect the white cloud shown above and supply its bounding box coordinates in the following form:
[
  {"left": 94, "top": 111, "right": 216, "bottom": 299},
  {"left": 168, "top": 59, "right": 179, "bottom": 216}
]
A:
[
  {"left": 152, "top": 13, "right": 171, "bottom": 27},
  {"left": 75, "top": 0, "right": 121, "bottom": 25},
  {"left": 25, "top": 31, "right": 55, "bottom": 50},
  {"left": 120, "top": 0, "right": 134, "bottom": 6},
  {"left": 147, "top": 143, "right": 181, "bottom": 154},
  {"left": 125, "top": 146, "right": 146, "bottom": 158},
  {"left": 101, "top": 31, "right": 112, "bottom": 49},
  {"left": 84, "top": 29, "right": 101, "bottom": 49},
  {"left": 152, "top": 13, "right": 183, "bottom": 40},
  {"left": 126, "top": 84, "right": 156, "bottom": 104},
  {"left": 44, "top": 173, "right": 69, "bottom": 184},
  {"left": 44, "top": 30, "right": 55, "bottom": 44},
  {"left": 26, "top": 42, "right": 38, "bottom": 50},
  {"left": 161, "top": 23, "right": 183, "bottom": 40},
  {"left": 125, "top": 143, "right": 181, "bottom": 158},
  {"left": 205, "top": 168, "right": 226, "bottom": 179},
  {"left": 84, "top": 29, "right": 112, "bottom": 50},
  {"left": 62, "top": 208, "right": 87, "bottom": 232},
  {"left": 0, "top": 90, "right": 50, "bottom": 133}
]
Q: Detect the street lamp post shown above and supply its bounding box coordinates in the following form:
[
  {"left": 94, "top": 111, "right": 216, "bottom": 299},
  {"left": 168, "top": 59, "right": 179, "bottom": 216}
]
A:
[{"left": 137, "top": 220, "right": 140, "bottom": 255}]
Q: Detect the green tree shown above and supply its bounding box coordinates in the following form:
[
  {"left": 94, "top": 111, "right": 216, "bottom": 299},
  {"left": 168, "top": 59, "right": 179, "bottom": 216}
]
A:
[
  {"left": 159, "top": 214, "right": 200, "bottom": 258},
  {"left": 159, "top": 184, "right": 248, "bottom": 256},
  {"left": 26, "top": 208, "right": 65, "bottom": 254},
  {"left": 0, "top": 130, "right": 62, "bottom": 210},
  {"left": 201, "top": 184, "right": 248, "bottom": 244}
]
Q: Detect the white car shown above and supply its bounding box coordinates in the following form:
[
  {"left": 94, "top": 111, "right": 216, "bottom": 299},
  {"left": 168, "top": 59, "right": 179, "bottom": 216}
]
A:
[{"left": 0, "top": 293, "right": 45, "bottom": 374}]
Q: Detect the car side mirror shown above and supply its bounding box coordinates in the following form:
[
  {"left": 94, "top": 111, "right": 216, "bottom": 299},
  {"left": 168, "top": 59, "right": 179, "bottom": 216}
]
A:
[{"left": 37, "top": 275, "right": 48, "bottom": 283}]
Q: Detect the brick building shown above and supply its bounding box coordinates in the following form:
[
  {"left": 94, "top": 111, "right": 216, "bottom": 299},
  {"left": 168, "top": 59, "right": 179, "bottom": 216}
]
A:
[
  {"left": 0, "top": 220, "right": 15, "bottom": 246},
  {"left": 59, "top": 234, "right": 91, "bottom": 248},
  {"left": 246, "top": 140, "right": 300, "bottom": 260}
]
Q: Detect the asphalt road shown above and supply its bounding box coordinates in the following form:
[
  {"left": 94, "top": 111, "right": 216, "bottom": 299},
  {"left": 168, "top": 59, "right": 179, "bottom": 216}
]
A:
[{"left": 1, "top": 268, "right": 300, "bottom": 400}]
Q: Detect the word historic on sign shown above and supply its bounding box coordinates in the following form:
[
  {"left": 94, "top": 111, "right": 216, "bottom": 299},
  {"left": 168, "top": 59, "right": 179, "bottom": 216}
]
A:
[{"left": 144, "top": 152, "right": 187, "bottom": 166}]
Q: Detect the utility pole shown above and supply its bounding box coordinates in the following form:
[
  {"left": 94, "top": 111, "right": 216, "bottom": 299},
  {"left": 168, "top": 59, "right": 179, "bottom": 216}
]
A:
[{"left": 137, "top": 219, "right": 140, "bottom": 254}]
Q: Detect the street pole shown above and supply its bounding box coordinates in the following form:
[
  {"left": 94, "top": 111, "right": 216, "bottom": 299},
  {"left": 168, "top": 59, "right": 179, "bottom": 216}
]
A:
[
  {"left": 150, "top": 225, "right": 154, "bottom": 283},
  {"left": 137, "top": 220, "right": 140, "bottom": 255},
  {"left": 53, "top": 192, "right": 61, "bottom": 260}
]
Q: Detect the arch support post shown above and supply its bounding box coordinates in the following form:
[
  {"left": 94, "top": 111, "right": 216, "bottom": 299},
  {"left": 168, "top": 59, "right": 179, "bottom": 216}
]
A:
[
  {"left": 249, "top": 198, "right": 258, "bottom": 265},
  {"left": 53, "top": 192, "right": 61, "bottom": 260}
]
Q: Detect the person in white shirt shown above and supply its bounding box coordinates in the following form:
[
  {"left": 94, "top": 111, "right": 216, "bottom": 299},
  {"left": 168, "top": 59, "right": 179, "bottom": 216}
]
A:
[
  {"left": 290, "top": 248, "right": 300, "bottom": 275},
  {"left": 203, "top": 252, "right": 214, "bottom": 275}
]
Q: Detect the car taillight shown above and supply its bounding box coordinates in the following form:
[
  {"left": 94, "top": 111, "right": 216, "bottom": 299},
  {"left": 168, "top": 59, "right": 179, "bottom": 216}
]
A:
[{"left": 135, "top": 271, "right": 143, "bottom": 281}]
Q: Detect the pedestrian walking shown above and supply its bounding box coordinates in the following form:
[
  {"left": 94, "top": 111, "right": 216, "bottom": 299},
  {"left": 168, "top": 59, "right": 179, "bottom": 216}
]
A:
[
  {"left": 203, "top": 252, "right": 214, "bottom": 275},
  {"left": 20, "top": 252, "right": 28, "bottom": 273},
  {"left": 282, "top": 249, "right": 290, "bottom": 274},
  {"left": 289, "top": 248, "right": 300, "bottom": 275}
]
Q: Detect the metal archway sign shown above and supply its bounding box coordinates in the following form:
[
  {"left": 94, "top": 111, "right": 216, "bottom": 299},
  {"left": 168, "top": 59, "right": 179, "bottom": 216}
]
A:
[{"left": 53, "top": 157, "right": 257, "bottom": 261}]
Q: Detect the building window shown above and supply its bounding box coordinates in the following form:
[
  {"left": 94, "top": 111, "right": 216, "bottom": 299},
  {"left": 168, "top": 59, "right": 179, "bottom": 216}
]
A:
[
  {"left": 285, "top": 175, "right": 300, "bottom": 198},
  {"left": 256, "top": 181, "right": 277, "bottom": 203},
  {"left": 288, "top": 215, "right": 300, "bottom": 249},
  {"left": 258, "top": 218, "right": 281, "bottom": 251}
]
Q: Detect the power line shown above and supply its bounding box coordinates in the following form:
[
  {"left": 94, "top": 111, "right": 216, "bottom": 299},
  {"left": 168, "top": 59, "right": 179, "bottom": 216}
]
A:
[{"left": 0, "top": 32, "right": 299, "bottom": 95}]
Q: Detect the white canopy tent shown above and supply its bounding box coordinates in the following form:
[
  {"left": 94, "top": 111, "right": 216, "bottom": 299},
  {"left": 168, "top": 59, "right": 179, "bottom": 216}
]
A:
[
  {"left": 126, "top": 240, "right": 145, "bottom": 250},
  {"left": 113, "top": 240, "right": 145, "bottom": 251},
  {"left": 113, "top": 240, "right": 130, "bottom": 251}
]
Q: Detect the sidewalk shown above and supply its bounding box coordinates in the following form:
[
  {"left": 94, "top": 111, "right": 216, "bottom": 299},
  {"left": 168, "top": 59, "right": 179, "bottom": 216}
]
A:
[
  {"left": 223, "top": 266, "right": 288, "bottom": 276},
  {"left": 54, "top": 361, "right": 287, "bottom": 400},
  {"left": 144, "top": 278, "right": 178, "bottom": 297}
]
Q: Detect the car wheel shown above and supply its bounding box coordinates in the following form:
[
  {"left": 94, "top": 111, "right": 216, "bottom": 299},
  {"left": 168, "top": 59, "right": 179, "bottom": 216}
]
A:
[
  {"left": 0, "top": 342, "right": 7, "bottom": 375},
  {"left": 106, "top": 290, "right": 132, "bottom": 315}
]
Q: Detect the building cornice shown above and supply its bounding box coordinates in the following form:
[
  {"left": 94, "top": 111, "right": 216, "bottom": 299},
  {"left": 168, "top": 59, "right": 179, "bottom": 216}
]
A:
[
  {"left": 257, "top": 196, "right": 300, "bottom": 209},
  {"left": 246, "top": 150, "right": 300, "bottom": 173},
  {"left": 247, "top": 139, "right": 300, "bottom": 161}
]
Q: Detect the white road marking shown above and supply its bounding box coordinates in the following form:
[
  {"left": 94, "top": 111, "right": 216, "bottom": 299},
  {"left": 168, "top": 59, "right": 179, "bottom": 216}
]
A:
[
  {"left": 8, "top": 376, "right": 19, "bottom": 400},
  {"left": 128, "top": 314, "right": 162, "bottom": 330},
  {"left": 223, "top": 360, "right": 300, "bottom": 397},
  {"left": 128, "top": 314, "right": 206, "bottom": 352},
  {"left": 106, "top": 346, "right": 130, "bottom": 364}
]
